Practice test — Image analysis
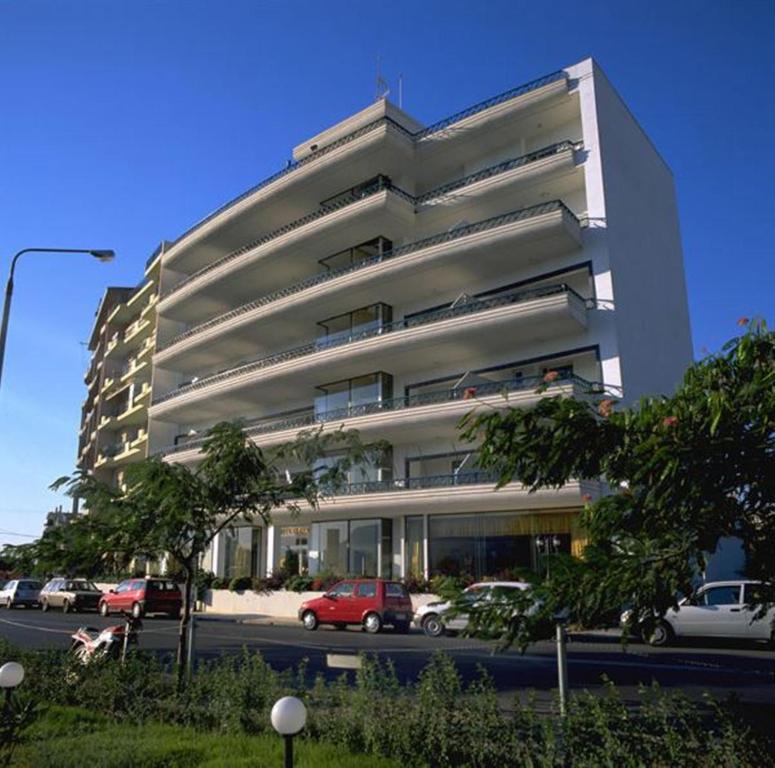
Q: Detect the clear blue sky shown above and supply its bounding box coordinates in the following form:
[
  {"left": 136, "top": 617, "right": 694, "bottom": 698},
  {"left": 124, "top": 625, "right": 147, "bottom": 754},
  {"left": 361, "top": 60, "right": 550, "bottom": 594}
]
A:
[{"left": 1, "top": 0, "right": 773, "bottom": 546}]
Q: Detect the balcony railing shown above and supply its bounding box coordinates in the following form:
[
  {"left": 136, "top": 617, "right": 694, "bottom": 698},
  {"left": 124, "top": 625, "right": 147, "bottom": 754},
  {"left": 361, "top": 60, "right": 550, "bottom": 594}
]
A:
[
  {"left": 157, "top": 373, "right": 595, "bottom": 457},
  {"left": 328, "top": 471, "right": 501, "bottom": 496},
  {"left": 162, "top": 176, "right": 414, "bottom": 299},
  {"left": 159, "top": 196, "right": 579, "bottom": 351},
  {"left": 165, "top": 70, "right": 566, "bottom": 254},
  {"left": 153, "top": 282, "right": 585, "bottom": 407}
]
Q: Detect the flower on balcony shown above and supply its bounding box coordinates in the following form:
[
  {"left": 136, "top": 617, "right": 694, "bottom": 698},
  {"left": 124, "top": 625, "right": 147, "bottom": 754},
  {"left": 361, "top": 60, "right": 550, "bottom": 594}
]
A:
[
  {"left": 463, "top": 387, "right": 477, "bottom": 400},
  {"left": 543, "top": 370, "right": 560, "bottom": 383},
  {"left": 663, "top": 415, "right": 679, "bottom": 428},
  {"left": 598, "top": 399, "right": 614, "bottom": 418},
  {"left": 582, "top": 493, "right": 593, "bottom": 503}
]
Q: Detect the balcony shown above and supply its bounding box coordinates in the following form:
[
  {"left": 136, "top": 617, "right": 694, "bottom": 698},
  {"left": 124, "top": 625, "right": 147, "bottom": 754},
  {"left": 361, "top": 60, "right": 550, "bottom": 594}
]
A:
[
  {"left": 155, "top": 198, "right": 582, "bottom": 371},
  {"left": 160, "top": 374, "right": 598, "bottom": 462},
  {"left": 151, "top": 283, "right": 589, "bottom": 423},
  {"left": 159, "top": 176, "right": 415, "bottom": 322},
  {"left": 162, "top": 70, "right": 569, "bottom": 274}
]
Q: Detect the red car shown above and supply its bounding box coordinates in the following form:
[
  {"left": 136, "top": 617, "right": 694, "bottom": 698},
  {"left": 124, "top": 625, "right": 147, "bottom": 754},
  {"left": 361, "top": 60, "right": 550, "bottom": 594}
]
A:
[
  {"left": 99, "top": 577, "right": 182, "bottom": 619},
  {"left": 298, "top": 578, "right": 413, "bottom": 634}
]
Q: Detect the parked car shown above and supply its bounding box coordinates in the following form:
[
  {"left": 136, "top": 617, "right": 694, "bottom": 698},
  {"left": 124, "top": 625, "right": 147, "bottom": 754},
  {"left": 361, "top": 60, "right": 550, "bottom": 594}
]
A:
[
  {"left": 298, "top": 578, "right": 413, "bottom": 633},
  {"left": 622, "top": 580, "right": 775, "bottom": 646},
  {"left": 39, "top": 578, "right": 103, "bottom": 613},
  {"left": 415, "top": 581, "right": 532, "bottom": 637},
  {"left": 0, "top": 579, "right": 43, "bottom": 608},
  {"left": 99, "top": 577, "right": 182, "bottom": 619}
]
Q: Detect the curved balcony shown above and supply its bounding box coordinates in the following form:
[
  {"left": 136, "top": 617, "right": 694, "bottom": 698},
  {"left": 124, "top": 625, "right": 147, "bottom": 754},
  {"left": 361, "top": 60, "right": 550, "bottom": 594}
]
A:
[
  {"left": 156, "top": 144, "right": 581, "bottom": 364},
  {"left": 162, "top": 70, "right": 568, "bottom": 272},
  {"left": 159, "top": 374, "right": 598, "bottom": 463},
  {"left": 150, "top": 283, "right": 589, "bottom": 422}
]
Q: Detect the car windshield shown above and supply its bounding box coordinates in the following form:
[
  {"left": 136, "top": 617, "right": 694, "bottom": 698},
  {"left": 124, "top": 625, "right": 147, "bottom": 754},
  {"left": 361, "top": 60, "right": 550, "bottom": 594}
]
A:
[
  {"left": 19, "top": 580, "right": 42, "bottom": 589},
  {"left": 67, "top": 581, "right": 98, "bottom": 592}
]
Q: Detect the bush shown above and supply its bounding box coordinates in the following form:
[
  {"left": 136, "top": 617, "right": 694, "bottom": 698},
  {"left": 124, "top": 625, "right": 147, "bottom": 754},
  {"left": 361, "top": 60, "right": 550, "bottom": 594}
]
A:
[
  {"left": 228, "top": 576, "right": 253, "bottom": 592},
  {"left": 402, "top": 574, "right": 432, "bottom": 593}
]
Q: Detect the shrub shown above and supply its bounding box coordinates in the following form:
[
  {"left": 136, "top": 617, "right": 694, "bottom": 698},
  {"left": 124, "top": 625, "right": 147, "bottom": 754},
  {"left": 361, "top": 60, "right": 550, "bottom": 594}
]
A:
[
  {"left": 228, "top": 576, "right": 253, "bottom": 592},
  {"left": 285, "top": 574, "right": 314, "bottom": 593}
]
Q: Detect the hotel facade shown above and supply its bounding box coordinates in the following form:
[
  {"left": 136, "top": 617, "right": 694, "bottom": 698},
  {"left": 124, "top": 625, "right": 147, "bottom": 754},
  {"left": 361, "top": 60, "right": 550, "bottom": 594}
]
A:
[{"left": 140, "top": 58, "right": 691, "bottom": 582}]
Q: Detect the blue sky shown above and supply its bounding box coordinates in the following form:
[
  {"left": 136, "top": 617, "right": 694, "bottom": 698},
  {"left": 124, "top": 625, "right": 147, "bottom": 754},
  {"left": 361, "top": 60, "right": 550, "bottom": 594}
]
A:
[{"left": 1, "top": 0, "right": 773, "bottom": 546}]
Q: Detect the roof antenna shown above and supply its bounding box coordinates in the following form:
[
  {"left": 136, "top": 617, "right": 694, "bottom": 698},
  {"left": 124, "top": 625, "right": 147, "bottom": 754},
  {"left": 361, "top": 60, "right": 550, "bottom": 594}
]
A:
[{"left": 375, "top": 55, "right": 390, "bottom": 101}]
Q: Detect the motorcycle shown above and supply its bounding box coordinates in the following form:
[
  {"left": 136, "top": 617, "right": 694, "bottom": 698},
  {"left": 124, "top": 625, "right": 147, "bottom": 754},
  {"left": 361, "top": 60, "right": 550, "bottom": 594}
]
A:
[{"left": 70, "top": 611, "right": 143, "bottom": 664}]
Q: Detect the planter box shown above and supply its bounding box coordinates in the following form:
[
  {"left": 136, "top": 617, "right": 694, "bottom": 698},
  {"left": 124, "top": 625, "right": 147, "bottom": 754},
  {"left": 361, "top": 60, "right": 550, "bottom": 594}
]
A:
[{"left": 201, "top": 588, "right": 441, "bottom": 618}]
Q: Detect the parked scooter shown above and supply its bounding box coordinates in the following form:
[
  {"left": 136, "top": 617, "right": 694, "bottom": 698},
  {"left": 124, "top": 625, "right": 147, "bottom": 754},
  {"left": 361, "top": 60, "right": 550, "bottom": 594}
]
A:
[{"left": 70, "top": 611, "right": 142, "bottom": 664}]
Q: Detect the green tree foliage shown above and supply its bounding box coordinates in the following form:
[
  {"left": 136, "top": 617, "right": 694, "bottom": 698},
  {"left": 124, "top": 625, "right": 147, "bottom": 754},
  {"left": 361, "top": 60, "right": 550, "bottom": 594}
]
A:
[
  {"left": 458, "top": 320, "right": 774, "bottom": 646},
  {"left": 49, "top": 421, "right": 371, "bottom": 684}
]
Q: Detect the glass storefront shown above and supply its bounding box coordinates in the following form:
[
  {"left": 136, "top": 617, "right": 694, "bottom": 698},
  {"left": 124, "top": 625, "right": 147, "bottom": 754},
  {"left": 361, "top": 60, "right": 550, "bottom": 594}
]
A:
[
  {"left": 319, "top": 521, "right": 348, "bottom": 574},
  {"left": 427, "top": 513, "right": 572, "bottom": 578},
  {"left": 223, "top": 527, "right": 262, "bottom": 579},
  {"left": 350, "top": 519, "right": 380, "bottom": 575},
  {"left": 405, "top": 516, "right": 425, "bottom": 577},
  {"left": 317, "top": 519, "right": 394, "bottom": 578},
  {"left": 279, "top": 525, "right": 309, "bottom": 575}
]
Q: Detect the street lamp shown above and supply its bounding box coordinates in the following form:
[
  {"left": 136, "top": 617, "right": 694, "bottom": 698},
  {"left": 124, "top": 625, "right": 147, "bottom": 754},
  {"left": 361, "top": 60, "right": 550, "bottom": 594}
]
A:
[
  {"left": 0, "top": 247, "right": 115, "bottom": 390},
  {"left": 271, "top": 696, "right": 307, "bottom": 768},
  {"left": 0, "top": 661, "right": 25, "bottom": 705}
]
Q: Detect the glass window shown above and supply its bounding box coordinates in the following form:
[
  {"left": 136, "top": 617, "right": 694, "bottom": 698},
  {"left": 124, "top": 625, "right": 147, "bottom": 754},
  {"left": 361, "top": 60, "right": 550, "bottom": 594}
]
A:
[
  {"left": 315, "top": 373, "right": 393, "bottom": 420},
  {"left": 357, "top": 582, "right": 377, "bottom": 598},
  {"left": 743, "top": 583, "right": 767, "bottom": 605},
  {"left": 701, "top": 586, "right": 741, "bottom": 606},
  {"left": 316, "top": 304, "right": 391, "bottom": 347},
  {"left": 386, "top": 583, "right": 408, "bottom": 598},
  {"left": 319, "top": 237, "right": 392, "bottom": 271},
  {"left": 115, "top": 581, "right": 130, "bottom": 593},
  {"left": 405, "top": 516, "right": 425, "bottom": 578},
  {"left": 223, "top": 527, "right": 260, "bottom": 579},
  {"left": 320, "top": 521, "right": 348, "bottom": 573},
  {"left": 329, "top": 581, "right": 355, "bottom": 597},
  {"left": 350, "top": 520, "right": 380, "bottom": 576},
  {"left": 280, "top": 526, "right": 309, "bottom": 575}
]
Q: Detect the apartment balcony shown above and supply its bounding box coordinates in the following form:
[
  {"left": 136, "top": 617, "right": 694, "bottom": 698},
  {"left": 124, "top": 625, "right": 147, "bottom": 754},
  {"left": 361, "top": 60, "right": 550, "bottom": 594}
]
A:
[
  {"left": 160, "top": 374, "right": 598, "bottom": 465},
  {"left": 155, "top": 199, "right": 582, "bottom": 373},
  {"left": 94, "top": 431, "right": 148, "bottom": 468},
  {"left": 289, "top": 475, "right": 601, "bottom": 520},
  {"left": 151, "top": 282, "right": 589, "bottom": 423},
  {"left": 162, "top": 70, "right": 571, "bottom": 276},
  {"left": 116, "top": 386, "right": 152, "bottom": 427},
  {"left": 159, "top": 177, "right": 416, "bottom": 324}
]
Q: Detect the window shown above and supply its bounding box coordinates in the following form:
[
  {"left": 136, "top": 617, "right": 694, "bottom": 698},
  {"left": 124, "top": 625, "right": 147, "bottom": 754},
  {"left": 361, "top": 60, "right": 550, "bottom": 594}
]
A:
[
  {"left": 315, "top": 373, "right": 392, "bottom": 420},
  {"left": 743, "top": 583, "right": 767, "bottom": 605},
  {"left": 319, "top": 237, "right": 392, "bottom": 271},
  {"left": 350, "top": 520, "right": 380, "bottom": 576},
  {"left": 701, "top": 585, "right": 741, "bottom": 606},
  {"left": 280, "top": 526, "right": 309, "bottom": 575},
  {"left": 115, "top": 581, "right": 131, "bottom": 593},
  {"left": 405, "top": 516, "right": 425, "bottom": 578},
  {"left": 320, "top": 521, "right": 348, "bottom": 573},
  {"left": 329, "top": 581, "right": 355, "bottom": 597},
  {"left": 316, "top": 304, "right": 392, "bottom": 348},
  {"left": 223, "top": 526, "right": 261, "bottom": 579},
  {"left": 386, "top": 583, "right": 408, "bottom": 598},
  {"left": 357, "top": 582, "right": 377, "bottom": 598}
]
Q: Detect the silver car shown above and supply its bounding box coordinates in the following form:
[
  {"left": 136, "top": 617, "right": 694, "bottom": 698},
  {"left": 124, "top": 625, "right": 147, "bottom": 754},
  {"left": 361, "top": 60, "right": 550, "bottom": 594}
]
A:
[
  {"left": 623, "top": 580, "right": 775, "bottom": 646},
  {"left": 0, "top": 578, "right": 43, "bottom": 608}
]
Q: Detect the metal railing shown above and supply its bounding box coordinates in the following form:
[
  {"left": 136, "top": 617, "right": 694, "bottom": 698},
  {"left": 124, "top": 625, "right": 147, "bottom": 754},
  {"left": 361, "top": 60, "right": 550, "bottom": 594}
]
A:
[
  {"left": 161, "top": 176, "right": 413, "bottom": 298},
  {"left": 327, "top": 471, "right": 501, "bottom": 496},
  {"left": 157, "top": 373, "right": 594, "bottom": 457},
  {"left": 165, "top": 70, "right": 567, "bottom": 254},
  {"left": 152, "top": 282, "right": 584, "bottom": 406},
  {"left": 158, "top": 196, "right": 578, "bottom": 351}
]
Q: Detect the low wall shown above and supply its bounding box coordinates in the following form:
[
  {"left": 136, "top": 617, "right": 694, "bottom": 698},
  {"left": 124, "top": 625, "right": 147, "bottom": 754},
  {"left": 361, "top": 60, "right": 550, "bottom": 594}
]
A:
[{"left": 201, "top": 589, "right": 441, "bottom": 618}]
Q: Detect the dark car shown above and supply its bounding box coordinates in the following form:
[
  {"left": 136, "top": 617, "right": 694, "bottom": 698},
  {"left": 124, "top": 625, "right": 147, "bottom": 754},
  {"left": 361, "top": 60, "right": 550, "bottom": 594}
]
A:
[
  {"left": 298, "top": 579, "right": 413, "bottom": 634},
  {"left": 40, "top": 578, "right": 103, "bottom": 613},
  {"left": 99, "top": 577, "right": 182, "bottom": 618}
]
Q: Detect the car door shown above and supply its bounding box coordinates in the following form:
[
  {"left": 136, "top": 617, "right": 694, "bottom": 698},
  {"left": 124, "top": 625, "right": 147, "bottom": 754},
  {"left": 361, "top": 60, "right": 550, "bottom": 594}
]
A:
[
  {"left": 742, "top": 583, "right": 773, "bottom": 641},
  {"left": 324, "top": 581, "right": 356, "bottom": 622},
  {"left": 111, "top": 580, "right": 131, "bottom": 610},
  {"left": 48, "top": 580, "right": 63, "bottom": 608},
  {"left": 352, "top": 581, "right": 378, "bottom": 622},
  {"left": 676, "top": 584, "right": 744, "bottom": 638}
]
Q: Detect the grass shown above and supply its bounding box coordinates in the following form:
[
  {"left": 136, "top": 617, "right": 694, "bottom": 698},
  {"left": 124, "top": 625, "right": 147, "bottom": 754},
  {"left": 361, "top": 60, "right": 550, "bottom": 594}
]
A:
[{"left": 10, "top": 706, "right": 402, "bottom": 768}]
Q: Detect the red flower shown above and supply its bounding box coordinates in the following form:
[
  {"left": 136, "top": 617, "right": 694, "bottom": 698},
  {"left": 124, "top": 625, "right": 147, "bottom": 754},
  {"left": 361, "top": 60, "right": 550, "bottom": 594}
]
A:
[
  {"left": 582, "top": 493, "right": 593, "bottom": 503},
  {"left": 737, "top": 317, "right": 749, "bottom": 327},
  {"left": 463, "top": 387, "right": 477, "bottom": 400},
  {"left": 598, "top": 399, "right": 614, "bottom": 418},
  {"left": 543, "top": 370, "right": 560, "bottom": 383},
  {"left": 663, "top": 415, "right": 678, "bottom": 428}
]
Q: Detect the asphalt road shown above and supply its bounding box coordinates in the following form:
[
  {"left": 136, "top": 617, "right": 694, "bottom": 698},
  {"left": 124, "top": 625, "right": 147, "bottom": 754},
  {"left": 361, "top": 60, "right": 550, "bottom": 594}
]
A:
[{"left": 1, "top": 609, "right": 774, "bottom": 708}]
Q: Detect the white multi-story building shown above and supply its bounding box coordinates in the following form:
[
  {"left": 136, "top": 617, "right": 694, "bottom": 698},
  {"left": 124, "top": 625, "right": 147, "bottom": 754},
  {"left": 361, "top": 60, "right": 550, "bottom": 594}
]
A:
[{"left": 147, "top": 58, "right": 692, "bottom": 582}]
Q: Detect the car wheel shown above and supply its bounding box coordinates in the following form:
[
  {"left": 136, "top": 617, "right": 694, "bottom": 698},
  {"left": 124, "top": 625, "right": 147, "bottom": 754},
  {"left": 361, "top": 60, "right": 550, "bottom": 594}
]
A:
[
  {"left": 99, "top": 602, "right": 109, "bottom": 617},
  {"left": 7, "top": 600, "right": 14, "bottom": 610},
  {"left": 302, "top": 610, "right": 318, "bottom": 631},
  {"left": 394, "top": 621, "right": 410, "bottom": 634},
  {"left": 62, "top": 600, "right": 71, "bottom": 614},
  {"left": 363, "top": 612, "right": 382, "bottom": 634},
  {"left": 131, "top": 602, "right": 143, "bottom": 619},
  {"left": 421, "top": 614, "right": 445, "bottom": 638},
  {"left": 41, "top": 600, "right": 49, "bottom": 612},
  {"left": 642, "top": 620, "right": 673, "bottom": 647}
]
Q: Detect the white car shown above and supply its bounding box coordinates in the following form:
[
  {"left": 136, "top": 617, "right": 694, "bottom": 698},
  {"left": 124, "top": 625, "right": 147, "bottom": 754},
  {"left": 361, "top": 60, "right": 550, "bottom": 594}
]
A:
[
  {"left": 623, "top": 580, "right": 774, "bottom": 647},
  {"left": 0, "top": 578, "right": 43, "bottom": 609},
  {"left": 415, "top": 581, "right": 531, "bottom": 637}
]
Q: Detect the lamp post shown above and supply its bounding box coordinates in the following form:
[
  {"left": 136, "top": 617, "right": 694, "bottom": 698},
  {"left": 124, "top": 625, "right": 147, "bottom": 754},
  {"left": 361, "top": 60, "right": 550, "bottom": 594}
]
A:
[
  {"left": 0, "top": 247, "right": 115, "bottom": 390},
  {"left": 536, "top": 535, "right": 569, "bottom": 716},
  {"left": 0, "top": 661, "right": 25, "bottom": 708},
  {"left": 270, "top": 696, "right": 307, "bottom": 768}
]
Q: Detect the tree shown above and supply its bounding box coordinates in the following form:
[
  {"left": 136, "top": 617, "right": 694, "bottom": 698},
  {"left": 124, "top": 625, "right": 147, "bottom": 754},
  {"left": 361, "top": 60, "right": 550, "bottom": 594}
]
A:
[
  {"left": 53, "top": 421, "right": 372, "bottom": 685},
  {"left": 457, "top": 319, "right": 774, "bottom": 647}
]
